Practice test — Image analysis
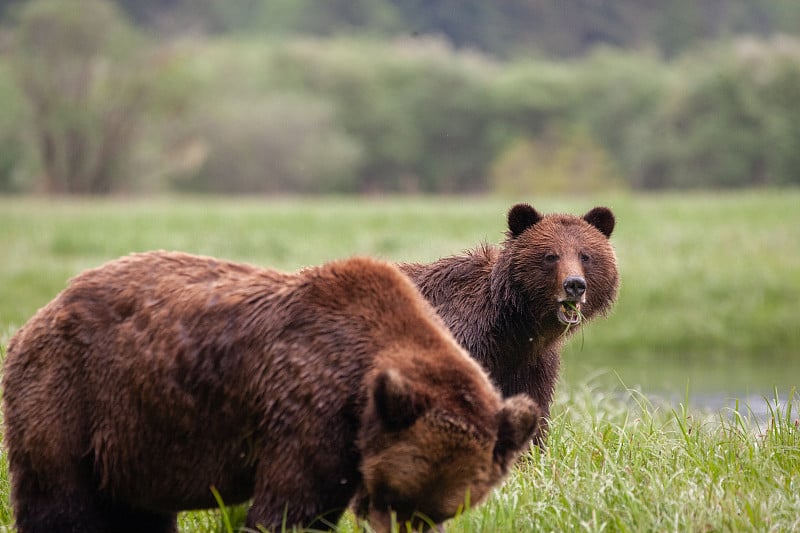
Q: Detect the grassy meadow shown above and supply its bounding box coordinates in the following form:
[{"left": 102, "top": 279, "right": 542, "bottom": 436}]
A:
[{"left": 1, "top": 191, "right": 799, "bottom": 531}]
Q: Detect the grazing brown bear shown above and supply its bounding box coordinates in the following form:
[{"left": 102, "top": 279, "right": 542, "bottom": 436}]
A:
[
  {"left": 400, "top": 203, "right": 619, "bottom": 442},
  {"left": 2, "top": 252, "right": 540, "bottom": 533}
]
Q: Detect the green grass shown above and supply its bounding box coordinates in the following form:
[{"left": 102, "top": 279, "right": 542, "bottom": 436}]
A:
[
  {"left": 1, "top": 191, "right": 799, "bottom": 531},
  {"left": 459, "top": 383, "right": 800, "bottom": 532}
]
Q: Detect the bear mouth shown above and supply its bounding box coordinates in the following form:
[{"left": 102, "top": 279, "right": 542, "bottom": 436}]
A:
[{"left": 557, "top": 300, "right": 582, "bottom": 326}]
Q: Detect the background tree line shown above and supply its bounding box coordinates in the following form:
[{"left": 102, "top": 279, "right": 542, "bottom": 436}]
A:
[
  {"left": 0, "top": 0, "right": 799, "bottom": 194},
  {"left": 58, "top": 0, "right": 800, "bottom": 58}
]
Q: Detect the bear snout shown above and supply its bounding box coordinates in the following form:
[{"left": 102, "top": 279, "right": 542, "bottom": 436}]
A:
[{"left": 562, "top": 276, "right": 586, "bottom": 301}]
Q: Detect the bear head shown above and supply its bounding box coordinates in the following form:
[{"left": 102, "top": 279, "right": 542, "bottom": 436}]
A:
[
  {"left": 358, "top": 368, "right": 540, "bottom": 531},
  {"left": 504, "top": 203, "right": 619, "bottom": 335}
]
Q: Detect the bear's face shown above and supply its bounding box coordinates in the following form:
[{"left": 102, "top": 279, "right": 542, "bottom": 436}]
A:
[
  {"left": 359, "top": 370, "right": 539, "bottom": 532},
  {"left": 505, "top": 204, "right": 619, "bottom": 334}
]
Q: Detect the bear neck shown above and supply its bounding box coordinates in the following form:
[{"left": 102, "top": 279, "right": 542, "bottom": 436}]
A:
[
  {"left": 400, "top": 246, "right": 558, "bottom": 361},
  {"left": 489, "top": 248, "right": 557, "bottom": 353}
]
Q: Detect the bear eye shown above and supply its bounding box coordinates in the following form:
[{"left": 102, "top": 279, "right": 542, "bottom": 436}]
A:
[
  {"left": 544, "top": 253, "right": 559, "bottom": 264},
  {"left": 580, "top": 252, "right": 591, "bottom": 263}
]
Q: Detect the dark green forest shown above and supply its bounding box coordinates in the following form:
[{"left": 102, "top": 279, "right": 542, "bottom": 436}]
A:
[
  {"left": 47, "top": 0, "right": 800, "bottom": 58},
  {"left": 1, "top": 0, "right": 799, "bottom": 194}
]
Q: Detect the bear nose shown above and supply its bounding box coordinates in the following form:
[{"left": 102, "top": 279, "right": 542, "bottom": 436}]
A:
[{"left": 563, "top": 276, "right": 586, "bottom": 299}]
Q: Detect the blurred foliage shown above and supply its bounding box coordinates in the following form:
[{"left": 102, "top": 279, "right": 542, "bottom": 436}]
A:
[
  {"left": 0, "top": 0, "right": 799, "bottom": 194},
  {"left": 0, "top": 62, "right": 29, "bottom": 192},
  {"left": 633, "top": 38, "right": 800, "bottom": 188},
  {"left": 174, "top": 94, "right": 363, "bottom": 194}
]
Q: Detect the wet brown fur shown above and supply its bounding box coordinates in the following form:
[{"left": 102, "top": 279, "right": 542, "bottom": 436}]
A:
[
  {"left": 3, "top": 252, "right": 540, "bottom": 533},
  {"left": 400, "top": 204, "right": 619, "bottom": 442}
]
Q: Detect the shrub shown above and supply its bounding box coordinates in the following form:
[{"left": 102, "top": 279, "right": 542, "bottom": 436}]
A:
[
  {"left": 173, "top": 94, "right": 363, "bottom": 194},
  {"left": 490, "top": 126, "right": 623, "bottom": 195},
  {"left": 631, "top": 37, "right": 800, "bottom": 189}
]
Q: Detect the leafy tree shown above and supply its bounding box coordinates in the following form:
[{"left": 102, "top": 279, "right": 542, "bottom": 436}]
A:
[
  {"left": 11, "top": 0, "right": 149, "bottom": 194},
  {"left": 0, "top": 63, "right": 30, "bottom": 192}
]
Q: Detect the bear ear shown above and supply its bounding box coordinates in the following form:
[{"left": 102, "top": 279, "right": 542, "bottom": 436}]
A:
[
  {"left": 373, "top": 369, "right": 426, "bottom": 431},
  {"left": 507, "top": 204, "right": 543, "bottom": 237},
  {"left": 493, "top": 394, "right": 541, "bottom": 467},
  {"left": 583, "top": 207, "right": 615, "bottom": 238}
]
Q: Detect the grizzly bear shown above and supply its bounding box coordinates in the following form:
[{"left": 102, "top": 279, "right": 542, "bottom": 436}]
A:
[
  {"left": 2, "top": 252, "right": 540, "bottom": 533},
  {"left": 400, "top": 203, "right": 619, "bottom": 442}
]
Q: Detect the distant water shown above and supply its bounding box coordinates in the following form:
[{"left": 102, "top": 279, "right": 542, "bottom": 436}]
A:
[
  {"left": 647, "top": 390, "right": 797, "bottom": 428},
  {"left": 563, "top": 357, "right": 800, "bottom": 429}
]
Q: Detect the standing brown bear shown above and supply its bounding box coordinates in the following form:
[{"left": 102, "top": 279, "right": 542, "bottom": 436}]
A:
[
  {"left": 401, "top": 203, "right": 619, "bottom": 441},
  {"left": 2, "top": 252, "right": 540, "bottom": 533}
]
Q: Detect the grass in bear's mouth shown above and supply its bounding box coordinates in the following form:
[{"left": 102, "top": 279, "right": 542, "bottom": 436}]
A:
[
  {"left": 558, "top": 301, "right": 584, "bottom": 327},
  {"left": 559, "top": 301, "right": 586, "bottom": 350}
]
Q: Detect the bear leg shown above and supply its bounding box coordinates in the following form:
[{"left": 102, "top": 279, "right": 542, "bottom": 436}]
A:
[
  {"left": 247, "top": 479, "right": 348, "bottom": 532},
  {"left": 10, "top": 457, "right": 107, "bottom": 533},
  {"left": 96, "top": 500, "right": 178, "bottom": 533},
  {"left": 11, "top": 466, "right": 177, "bottom": 533}
]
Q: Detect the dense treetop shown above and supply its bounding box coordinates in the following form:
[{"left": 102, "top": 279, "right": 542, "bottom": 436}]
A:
[
  {"left": 1, "top": 0, "right": 798, "bottom": 194},
  {"left": 3, "top": 0, "right": 800, "bottom": 58}
]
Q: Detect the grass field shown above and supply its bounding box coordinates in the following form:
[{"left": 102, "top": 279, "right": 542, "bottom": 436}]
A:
[
  {"left": 1, "top": 191, "right": 799, "bottom": 531},
  {"left": 2, "top": 191, "right": 799, "bottom": 389}
]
